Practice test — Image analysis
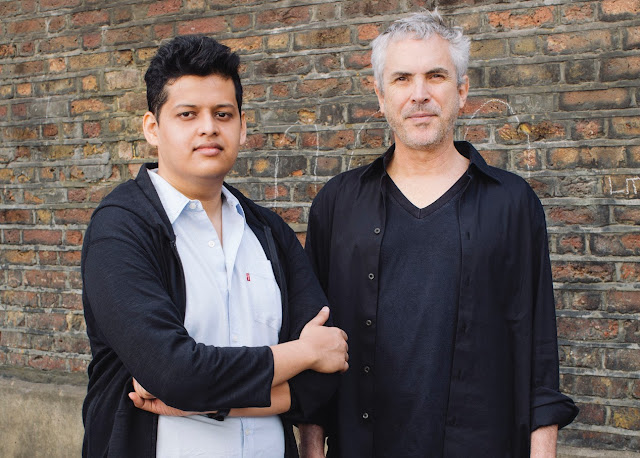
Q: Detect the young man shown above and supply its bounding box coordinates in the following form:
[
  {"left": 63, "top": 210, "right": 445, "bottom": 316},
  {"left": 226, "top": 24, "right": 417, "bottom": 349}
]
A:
[
  {"left": 300, "top": 11, "right": 578, "bottom": 458},
  {"left": 81, "top": 35, "right": 348, "bottom": 457}
]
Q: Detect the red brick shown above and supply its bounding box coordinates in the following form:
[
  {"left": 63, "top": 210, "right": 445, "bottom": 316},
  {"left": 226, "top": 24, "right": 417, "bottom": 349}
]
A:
[
  {"left": 602, "top": 0, "right": 640, "bottom": 20},
  {"left": 343, "top": 0, "right": 400, "bottom": 17},
  {"left": 561, "top": 4, "right": 595, "bottom": 23},
  {"left": 24, "top": 270, "right": 67, "bottom": 288},
  {"left": 23, "top": 229, "right": 62, "bottom": 245},
  {"left": 54, "top": 208, "right": 93, "bottom": 225},
  {"left": 298, "top": 78, "right": 352, "bottom": 98},
  {"left": 40, "top": 0, "right": 80, "bottom": 9},
  {"left": 560, "top": 88, "right": 631, "bottom": 111},
  {"left": 83, "top": 122, "right": 101, "bottom": 138},
  {"left": 0, "top": 1, "right": 20, "bottom": 16},
  {"left": 552, "top": 261, "right": 615, "bottom": 283},
  {"left": 620, "top": 263, "right": 640, "bottom": 282},
  {"left": 607, "top": 291, "right": 640, "bottom": 314},
  {"left": 38, "top": 251, "right": 59, "bottom": 265},
  {"left": 8, "top": 18, "right": 46, "bottom": 34},
  {"left": 0, "top": 209, "right": 31, "bottom": 223},
  {"left": 177, "top": 17, "right": 226, "bottom": 35},
  {"left": 556, "top": 235, "right": 585, "bottom": 255},
  {"left": 147, "top": 0, "right": 181, "bottom": 16},
  {"left": 105, "top": 27, "right": 147, "bottom": 45},
  {"left": 256, "top": 6, "right": 310, "bottom": 26},
  {"left": 572, "top": 119, "right": 605, "bottom": 140},
  {"left": 26, "top": 312, "right": 67, "bottom": 331},
  {"left": 1, "top": 290, "right": 37, "bottom": 307},
  {"left": 72, "top": 10, "right": 109, "bottom": 27},
  {"left": 221, "top": 36, "right": 262, "bottom": 53},
  {"left": 48, "top": 15, "right": 66, "bottom": 33},
  {"left": 557, "top": 317, "right": 619, "bottom": 341},
  {"left": 345, "top": 50, "right": 371, "bottom": 70},
  {"left": 546, "top": 30, "right": 613, "bottom": 54},
  {"left": 28, "top": 355, "right": 67, "bottom": 371},
  {"left": 71, "top": 98, "right": 107, "bottom": 114},
  {"left": 488, "top": 7, "right": 555, "bottom": 30},
  {"left": 61, "top": 292, "right": 82, "bottom": 310},
  {"left": 605, "top": 348, "right": 640, "bottom": 371},
  {"left": 603, "top": 56, "right": 640, "bottom": 81}
]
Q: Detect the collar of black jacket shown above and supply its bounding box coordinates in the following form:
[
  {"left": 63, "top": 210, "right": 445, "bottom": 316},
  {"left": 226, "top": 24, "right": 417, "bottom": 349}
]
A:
[{"left": 358, "top": 141, "right": 502, "bottom": 184}]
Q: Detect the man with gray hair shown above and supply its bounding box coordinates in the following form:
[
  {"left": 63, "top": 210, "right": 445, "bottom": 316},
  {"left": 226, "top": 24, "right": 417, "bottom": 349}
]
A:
[{"left": 300, "top": 10, "right": 578, "bottom": 457}]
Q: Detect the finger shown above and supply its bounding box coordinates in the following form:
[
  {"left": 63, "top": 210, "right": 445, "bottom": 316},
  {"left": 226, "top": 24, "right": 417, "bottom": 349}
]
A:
[
  {"left": 129, "top": 392, "right": 146, "bottom": 409},
  {"left": 306, "top": 306, "right": 330, "bottom": 327},
  {"left": 342, "top": 362, "right": 349, "bottom": 373}
]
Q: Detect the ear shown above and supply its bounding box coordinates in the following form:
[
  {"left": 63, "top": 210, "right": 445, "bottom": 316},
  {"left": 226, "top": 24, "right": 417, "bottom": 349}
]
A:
[
  {"left": 142, "top": 111, "right": 160, "bottom": 147},
  {"left": 457, "top": 75, "right": 469, "bottom": 110},
  {"left": 239, "top": 111, "right": 247, "bottom": 146},
  {"left": 374, "top": 80, "right": 385, "bottom": 116}
]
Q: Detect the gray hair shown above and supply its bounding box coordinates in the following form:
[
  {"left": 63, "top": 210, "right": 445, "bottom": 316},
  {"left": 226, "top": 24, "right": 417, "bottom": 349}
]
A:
[{"left": 371, "top": 10, "right": 470, "bottom": 91}]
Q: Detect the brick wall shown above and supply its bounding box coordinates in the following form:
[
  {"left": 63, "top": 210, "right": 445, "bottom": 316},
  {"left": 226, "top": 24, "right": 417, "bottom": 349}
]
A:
[{"left": 1, "top": 0, "right": 639, "bottom": 452}]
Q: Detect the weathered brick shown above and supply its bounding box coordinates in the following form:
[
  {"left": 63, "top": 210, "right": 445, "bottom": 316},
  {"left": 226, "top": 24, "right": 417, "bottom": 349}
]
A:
[
  {"left": 177, "top": 17, "right": 226, "bottom": 35},
  {"left": 560, "top": 88, "right": 631, "bottom": 111},
  {"left": 297, "top": 78, "right": 352, "bottom": 98},
  {"left": 489, "top": 63, "right": 560, "bottom": 87},
  {"left": 294, "top": 27, "right": 351, "bottom": 50},
  {"left": 557, "top": 317, "right": 619, "bottom": 341},
  {"left": 611, "top": 116, "right": 640, "bottom": 137},
  {"left": 488, "top": 7, "right": 555, "bottom": 30},
  {"left": 471, "top": 39, "right": 507, "bottom": 59},
  {"left": 620, "top": 263, "right": 640, "bottom": 282},
  {"left": 611, "top": 406, "right": 640, "bottom": 430},
  {"left": 601, "top": 0, "right": 640, "bottom": 20},
  {"left": 561, "top": 3, "right": 595, "bottom": 23},
  {"left": 343, "top": 0, "right": 400, "bottom": 17},
  {"left": 624, "top": 26, "right": 640, "bottom": 50},
  {"left": 68, "top": 53, "right": 109, "bottom": 70},
  {"left": 575, "top": 402, "right": 607, "bottom": 425},
  {"left": 571, "top": 119, "right": 604, "bottom": 140},
  {"left": 257, "top": 6, "right": 309, "bottom": 26},
  {"left": 548, "top": 147, "right": 626, "bottom": 169},
  {"left": 256, "top": 56, "right": 312, "bottom": 76},
  {"left": 546, "top": 30, "right": 613, "bottom": 55},
  {"left": 560, "top": 345, "right": 603, "bottom": 369},
  {"left": 8, "top": 17, "right": 46, "bottom": 34},
  {"left": 552, "top": 261, "right": 615, "bottom": 282},
  {"left": 221, "top": 36, "right": 262, "bottom": 53},
  {"left": 603, "top": 56, "right": 640, "bottom": 81},
  {"left": 556, "top": 235, "right": 586, "bottom": 254}
]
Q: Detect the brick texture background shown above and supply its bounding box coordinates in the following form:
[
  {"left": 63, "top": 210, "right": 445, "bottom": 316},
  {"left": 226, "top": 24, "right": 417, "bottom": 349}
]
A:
[{"left": 1, "top": 0, "right": 639, "bottom": 452}]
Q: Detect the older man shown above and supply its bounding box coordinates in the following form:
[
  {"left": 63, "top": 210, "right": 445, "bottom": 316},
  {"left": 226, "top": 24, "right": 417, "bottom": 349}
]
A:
[{"left": 300, "top": 11, "right": 578, "bottom": 458}]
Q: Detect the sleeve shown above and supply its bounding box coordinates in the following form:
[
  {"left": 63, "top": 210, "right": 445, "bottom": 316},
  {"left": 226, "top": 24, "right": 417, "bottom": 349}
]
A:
[
  {"left": 529, "top": 193, "right": 579, "bottom": 431},
  {"left": 271, "top": 209, "right": 341, "bottom": 425},
  {"left": 82, "top": 208, "right": 273, "bottom": 412}
]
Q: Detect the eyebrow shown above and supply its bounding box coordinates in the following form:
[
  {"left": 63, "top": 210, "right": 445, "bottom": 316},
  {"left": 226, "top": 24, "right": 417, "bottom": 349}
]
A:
[
  {"left": 173, "top": 103, "right": 237, "bottom": 110},
  {"left": 389, "top": 67, "right": 451, "bottom": 79}
]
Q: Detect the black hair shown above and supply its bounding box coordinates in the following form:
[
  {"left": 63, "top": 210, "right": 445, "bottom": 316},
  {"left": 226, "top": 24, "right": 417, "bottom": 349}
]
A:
[{"left": 144, "top": 35, "right": 243, "bottom": 119}]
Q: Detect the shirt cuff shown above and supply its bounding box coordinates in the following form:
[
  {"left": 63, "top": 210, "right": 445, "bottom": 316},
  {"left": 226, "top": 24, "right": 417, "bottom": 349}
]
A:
[{"left": 531, "top": 386, "right": 580, "bottom": 431}]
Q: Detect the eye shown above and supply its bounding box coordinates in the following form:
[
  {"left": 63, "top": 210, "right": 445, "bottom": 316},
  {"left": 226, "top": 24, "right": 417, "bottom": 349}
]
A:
[
  {"left": 178, "top": 111, "right": 196, "bottom": 119},
  {"left": 216, "top": 112, "right": 233, "bottom": 119}
]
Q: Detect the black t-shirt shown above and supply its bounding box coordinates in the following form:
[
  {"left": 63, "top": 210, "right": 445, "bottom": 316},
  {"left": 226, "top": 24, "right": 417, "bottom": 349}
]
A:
[{"left": 374, "top": 172, "right": 469, "bottom": 457}]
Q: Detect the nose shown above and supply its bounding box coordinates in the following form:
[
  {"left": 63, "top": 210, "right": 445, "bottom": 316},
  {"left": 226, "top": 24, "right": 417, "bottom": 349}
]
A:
[
  {"left": 411, "top": 78, "right": 431, "bottom": 104},
  {"left": 198, "top": 112, "right": 218, "bottom": 136}
]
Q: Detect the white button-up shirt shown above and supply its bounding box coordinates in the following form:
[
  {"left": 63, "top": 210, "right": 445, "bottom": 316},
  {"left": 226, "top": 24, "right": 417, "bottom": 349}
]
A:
[{"left": 149, "top": 171, "right": 284, "bottom": 458}]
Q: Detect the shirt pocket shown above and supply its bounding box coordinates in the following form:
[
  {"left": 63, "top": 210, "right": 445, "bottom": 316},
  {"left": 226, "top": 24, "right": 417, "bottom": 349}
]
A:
[{"left": 245, "top": 260, "right": 282, "bottom": 332}]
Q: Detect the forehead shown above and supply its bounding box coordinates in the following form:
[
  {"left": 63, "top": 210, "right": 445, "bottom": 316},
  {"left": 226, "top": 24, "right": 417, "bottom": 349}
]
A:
[
  {"left": 383, "top": 35, "right": 455, "bottom": 74},
  {"left": 164, "top": 74, "right": 238, "bottom": 108}
]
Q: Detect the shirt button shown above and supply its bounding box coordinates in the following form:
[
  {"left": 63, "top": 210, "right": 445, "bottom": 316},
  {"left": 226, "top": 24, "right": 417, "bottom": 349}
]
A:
[
  {"left": 363, "top": 365, "right": 371, "bottom": 374},
  {"left": 208, "top": 241, "right": 215, "bottom": 248},
  {"left": 232, "top": 334, "right": 238, "bottom": 342},
  {"left": 365, "top": 319, "right": 372, "bottom": 327},
  {"left": 368, "top": 273, "right": 375, "bottom": 280},
  {"left": 245, "top": 429, "right": 251, "bottom": 436},
  {"left": 189, "top": 202, "right": 197, "bottom": 210},
  {"left": 362, "top": 412, "right": 369, "bottom": 420},
  {"left": 374, "top": 227, "right": 381, "bottom": 234}
]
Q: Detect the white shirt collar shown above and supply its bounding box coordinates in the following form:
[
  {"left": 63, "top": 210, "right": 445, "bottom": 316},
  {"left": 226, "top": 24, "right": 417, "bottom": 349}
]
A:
[{"left": 148, "top": 169, "right": 244, "bottom": 224}]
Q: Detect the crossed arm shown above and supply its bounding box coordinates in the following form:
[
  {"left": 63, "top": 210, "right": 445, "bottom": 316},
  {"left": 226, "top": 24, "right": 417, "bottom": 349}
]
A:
[{"left": 130, "top": 307, "right": 349, "bottom": 418}]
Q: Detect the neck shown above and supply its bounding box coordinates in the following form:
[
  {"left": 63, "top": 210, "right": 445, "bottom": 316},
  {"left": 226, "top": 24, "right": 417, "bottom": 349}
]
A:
[{"left": 387, "top": 141, "right": 467, "bottom": 180}]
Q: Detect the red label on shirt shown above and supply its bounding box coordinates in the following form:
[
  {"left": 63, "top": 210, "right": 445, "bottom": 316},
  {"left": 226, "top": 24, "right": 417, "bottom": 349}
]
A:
[{"left": 246, "top": 273, "right": 251, "bottom": 281}]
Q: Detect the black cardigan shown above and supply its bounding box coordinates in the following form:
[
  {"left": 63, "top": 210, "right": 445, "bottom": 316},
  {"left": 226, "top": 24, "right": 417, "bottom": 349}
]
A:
[{"left": 82, "top": 164, "right": 337, "bottom": 457}]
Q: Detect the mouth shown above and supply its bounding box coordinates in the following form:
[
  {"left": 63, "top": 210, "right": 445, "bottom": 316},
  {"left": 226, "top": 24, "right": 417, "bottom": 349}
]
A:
[
  {"left": 406, "top": 112, "right": 436, "bottom": 121},
  {"left": 194, "top": 143, "right": 223, "bottom": 155}
]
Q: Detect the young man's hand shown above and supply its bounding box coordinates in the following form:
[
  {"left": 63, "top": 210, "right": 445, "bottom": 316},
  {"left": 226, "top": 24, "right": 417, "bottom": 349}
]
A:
[{"left": 300, "top": 306, "right": 349, "bottom": 373}]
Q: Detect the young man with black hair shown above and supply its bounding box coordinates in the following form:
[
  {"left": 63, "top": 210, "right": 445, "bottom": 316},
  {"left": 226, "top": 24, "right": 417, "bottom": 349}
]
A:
[{"left": 81, "top": 35, "right": 348, "bottom": 457}]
